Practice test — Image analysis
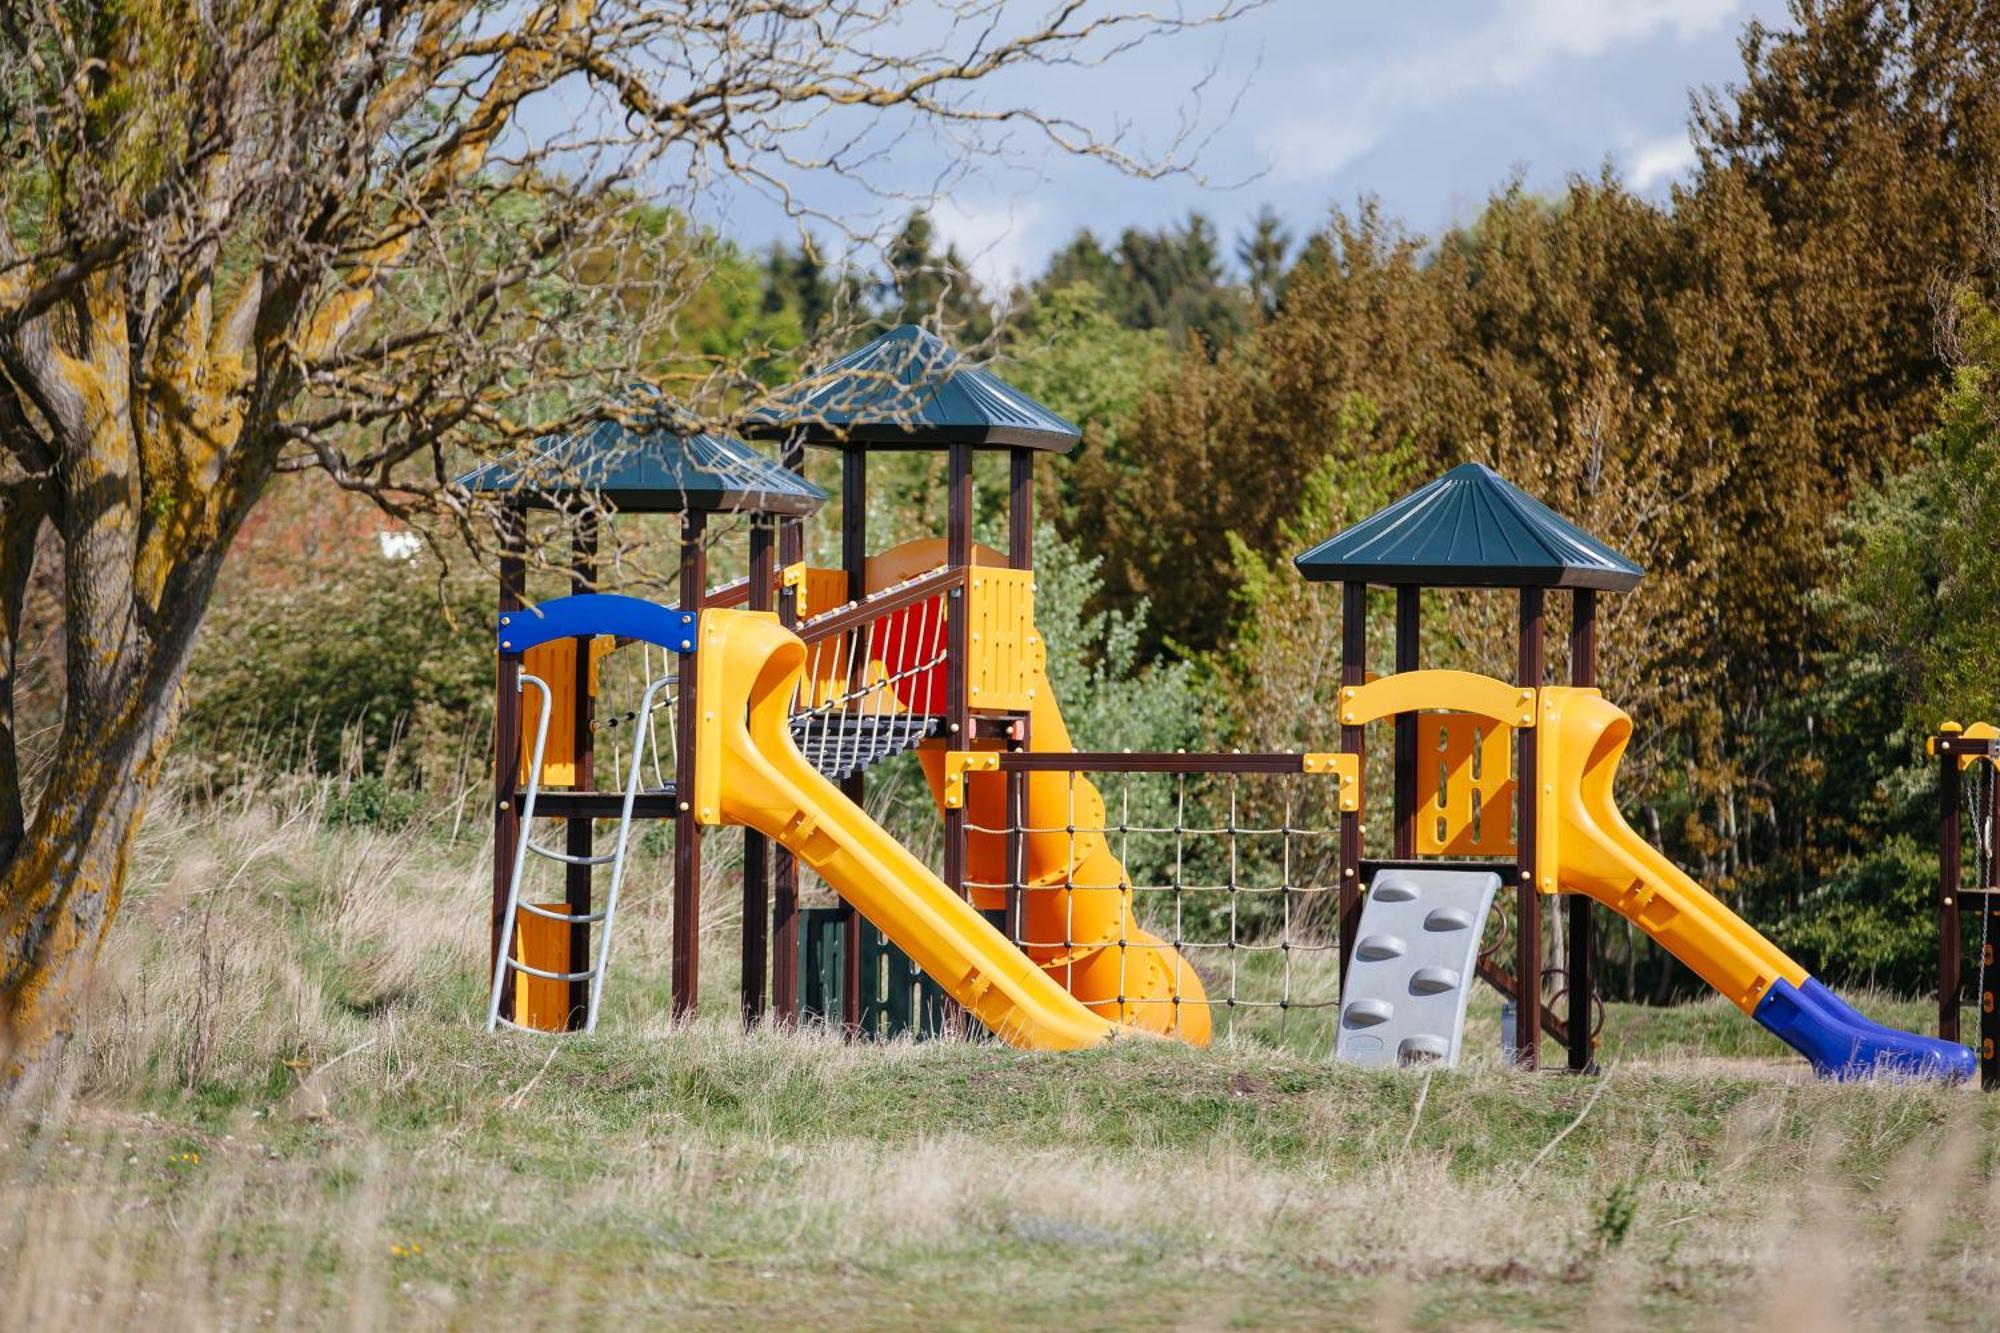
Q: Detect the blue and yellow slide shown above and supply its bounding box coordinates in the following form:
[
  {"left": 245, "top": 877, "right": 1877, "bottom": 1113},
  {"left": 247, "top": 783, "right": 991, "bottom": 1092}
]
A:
[{"left": 1541, "top": 686, "right": 1976, "bottom": 1081}]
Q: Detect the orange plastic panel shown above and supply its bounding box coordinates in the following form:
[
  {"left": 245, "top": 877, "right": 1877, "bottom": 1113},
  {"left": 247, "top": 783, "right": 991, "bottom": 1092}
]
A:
[
  {"left": 800, "top": 566, "right": 848, "bottom": 619},
  {"left": 511, "top": 903, "right": 573, "bottom": 1031},
  {"left": 518, "top": 636, "right": 612, "bottom": 788},
  {"left": 1415, "top": 713, "right": 1516, "bottom": 856}
]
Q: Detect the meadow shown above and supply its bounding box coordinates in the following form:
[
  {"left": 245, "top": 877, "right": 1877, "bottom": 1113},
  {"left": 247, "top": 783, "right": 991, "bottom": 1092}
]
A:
[{"left": 2, "top": 778, "right": 1994, "bottom": 1331}]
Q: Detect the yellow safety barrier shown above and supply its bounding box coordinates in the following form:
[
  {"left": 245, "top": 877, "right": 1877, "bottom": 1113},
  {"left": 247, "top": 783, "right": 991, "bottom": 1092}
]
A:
[{"left": 1337, "top": 670, "right": 1534, "bottom": 729}]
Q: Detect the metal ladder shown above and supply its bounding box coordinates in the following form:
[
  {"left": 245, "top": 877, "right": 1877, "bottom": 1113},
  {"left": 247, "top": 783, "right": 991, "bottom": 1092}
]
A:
[{"left": 486, "top": 668, "right": 677, "bottom": 1034}]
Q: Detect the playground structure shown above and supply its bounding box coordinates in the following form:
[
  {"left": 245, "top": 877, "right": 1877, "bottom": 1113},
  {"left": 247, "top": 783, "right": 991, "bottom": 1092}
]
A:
[
  {"left": 461, "top": 328, "right": 1979, "bottom": 1083},
  {"left": 1930, "top": 723, "right": 2000, "bottom": 1089}
]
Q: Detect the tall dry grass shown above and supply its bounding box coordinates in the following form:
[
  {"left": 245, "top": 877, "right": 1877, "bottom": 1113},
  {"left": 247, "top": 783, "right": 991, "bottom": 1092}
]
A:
[{"left": 0, "top": 780, "right": 1993, "bottom": 1329}]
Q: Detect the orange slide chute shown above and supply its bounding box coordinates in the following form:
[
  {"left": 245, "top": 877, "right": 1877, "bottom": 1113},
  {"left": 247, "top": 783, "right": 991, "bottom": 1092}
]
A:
[{"left": 869, "top": 539, "right": 1211, "bottom": 1045}]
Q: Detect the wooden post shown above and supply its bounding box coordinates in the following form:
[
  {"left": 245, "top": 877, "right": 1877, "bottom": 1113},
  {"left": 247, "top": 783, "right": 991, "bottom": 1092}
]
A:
[
  {"left": 771, "top": 438, "right": 806, "bottom": 1025},
  {"left": 1006, "top": 447, "right": 1034, "bottom": 946},
  {"left": 944, "top": 444, "right": 974, "bottom": 899},
  {"left": 671, "top": 511, "right": 707, "bottom": 1020},
  {"left": 839, "top": 447, "right": 868, "bottom": 1034},
  {"left": 1338, "top": 582, "right": 1367, "bottom": 973},
  {"left": 1515, "top": 586, "right": 1545, "bottom": 1070},
  {"left": 1566, "top": 588, "right": 1596, "bottom": 1072},
  {"left": 565, "top": 516, "right": 598, "bottom": 1029},
  {"left": 491, "top": 504, "right": 527, "bottom": 1021},
  {"left": 742, "top": 515, "right": 774, "bottom": 1026},
  {"left": 942, "top": 443, "right": 976, "bottom": 1035},
  {"left": 1393, "top": 586, "right": 1419, "bottom": 859},
  {"left": 1940, "top": 745, "right": 1961, "bottom": 1044}
]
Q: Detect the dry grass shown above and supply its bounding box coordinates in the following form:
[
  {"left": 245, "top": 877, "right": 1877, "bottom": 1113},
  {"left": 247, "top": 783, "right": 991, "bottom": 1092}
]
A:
[{"left": 2, "top": 787, "right": 1996, "bottom": 1330}]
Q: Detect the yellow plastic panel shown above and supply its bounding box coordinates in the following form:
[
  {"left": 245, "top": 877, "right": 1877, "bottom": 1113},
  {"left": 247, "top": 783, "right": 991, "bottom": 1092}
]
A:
[
  {"left": 1338, "top": 670, "right": 1534, "bottom": 729},
  {"left": 1415, "top": 714, "right": 1516, "bottom": 855},
  {"left": 965, "top": 566, "right": 1039, "bottom": 712}
]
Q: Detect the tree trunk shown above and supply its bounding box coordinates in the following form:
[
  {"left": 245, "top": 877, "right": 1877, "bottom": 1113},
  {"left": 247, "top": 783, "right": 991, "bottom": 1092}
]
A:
[
  {"left": 0, "top": 404, "right": 251, "bottom": 1094},
  {"left": 0, "top": 709, "right": 175, "bottom": 1087}
]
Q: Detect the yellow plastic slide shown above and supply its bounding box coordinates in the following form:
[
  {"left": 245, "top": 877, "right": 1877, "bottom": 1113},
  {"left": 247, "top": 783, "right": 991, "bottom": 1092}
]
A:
[
  {"left": 865, "top": 539, "right": 1211, "bottom": 1043},
  {"left": 692, "top": 606, "right": 1132, "bottom": 1049}
]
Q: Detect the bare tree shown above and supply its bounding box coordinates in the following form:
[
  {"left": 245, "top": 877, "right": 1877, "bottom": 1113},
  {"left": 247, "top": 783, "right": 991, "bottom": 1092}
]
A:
[{"left": 0, "top": 0, "right": 1249, "bottom": 1091}]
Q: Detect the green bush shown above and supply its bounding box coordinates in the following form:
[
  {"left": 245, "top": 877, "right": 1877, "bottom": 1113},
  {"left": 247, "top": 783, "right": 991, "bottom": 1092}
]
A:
[
  {"left": 322, "top": 775, "right": 424, "bottom": 831},
  {"left": 183, "top": 549, "right": 493, "bottom": 787}
]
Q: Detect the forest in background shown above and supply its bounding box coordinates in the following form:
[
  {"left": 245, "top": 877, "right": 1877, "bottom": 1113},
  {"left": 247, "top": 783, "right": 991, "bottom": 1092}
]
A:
[{"left": 96, "top": 0, "right": 2000, "bottom": 1001}]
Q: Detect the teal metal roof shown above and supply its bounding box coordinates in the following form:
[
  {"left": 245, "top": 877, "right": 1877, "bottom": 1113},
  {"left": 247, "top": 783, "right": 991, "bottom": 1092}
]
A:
[
  {"left": 455, "top": 399, "right": 826, "bottom": 517},
  {"left": 1293, "top": 462, "right": 1644, "bottom": 590},
  {"left": 743, "top": 324, "right": 1081, "bottom": 452}
]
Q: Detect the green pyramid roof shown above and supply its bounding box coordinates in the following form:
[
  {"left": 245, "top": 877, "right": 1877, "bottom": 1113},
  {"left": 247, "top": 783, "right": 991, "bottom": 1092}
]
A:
[
  {"left": 455, "top": 398, "right": 825, "bottom": 517},
  {"left": 1293, "top": 462, "right": 1643, "bottom": 590},
  {"left": 743, "top": 324, "right": 1080, "bottom": 452}
]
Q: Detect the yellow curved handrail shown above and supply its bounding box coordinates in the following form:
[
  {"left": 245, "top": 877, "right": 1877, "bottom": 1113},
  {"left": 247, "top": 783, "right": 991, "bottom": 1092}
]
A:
[{"left": 1337, "top": 669, "right": 1536, "bottom": 729}]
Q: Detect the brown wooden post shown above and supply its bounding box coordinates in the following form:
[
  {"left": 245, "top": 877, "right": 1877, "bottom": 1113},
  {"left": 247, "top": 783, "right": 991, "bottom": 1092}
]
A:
[
  {"left": 1338, "top": 582, "right": 1367, "bottom": 973},
  {"left": 944, "top": 444, "right": 974, "bottom": 898},
  {"left": 1006, "top": 447, "right": 1034, "bottom": 944},
  {"left": 1566, "top": 588, "right": 1597, "bottom": 1072},
  {"left": 1515, "top": 586, "right": 1545, "bottom": 1070},
  {"left": 1393, "top": 585, "right": 1419, "bottom": 859},
  {"left": 671, "top": 510, "right": 707, "bottom": 1020},
  {"left": 1940, "top": 744, "right": 1961, "bottom": 1044},
  {"left": 839, "top": 447, "right": 868, "bottom": 1034},
  {"left": 941, "top": 443, "right": 976, "bottom": 1035},
  {"left": 491, "top": 504, "right": 527, "bottom": 1021},
  {"left": 565, "top": 516, "right": 598, "bottom": 1029},
  {"left": 771, "top": 438, "right": 806, "bottom": 1025},
  {"left": 741, "top": 514, "right": 774, "bottom": 1025}
]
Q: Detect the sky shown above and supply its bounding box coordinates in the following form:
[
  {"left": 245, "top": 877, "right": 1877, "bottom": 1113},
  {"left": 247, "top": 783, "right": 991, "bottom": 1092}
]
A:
[{"left": 686, "top": 0, "right": 1795, "bottom": 290}]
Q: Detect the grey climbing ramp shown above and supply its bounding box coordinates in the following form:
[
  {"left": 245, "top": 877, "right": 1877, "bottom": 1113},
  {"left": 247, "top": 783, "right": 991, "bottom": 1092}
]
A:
[{"left": 1335, "top": 869, "right": 1501, "bottom": 1070}]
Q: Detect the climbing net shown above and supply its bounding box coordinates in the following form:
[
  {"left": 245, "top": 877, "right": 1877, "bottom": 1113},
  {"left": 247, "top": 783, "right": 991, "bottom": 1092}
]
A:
[{"left": 964, "top": 762, "right": 1348, "bottom": 1051}]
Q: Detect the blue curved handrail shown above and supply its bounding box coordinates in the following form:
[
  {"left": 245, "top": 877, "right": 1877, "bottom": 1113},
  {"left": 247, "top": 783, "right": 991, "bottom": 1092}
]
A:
[{"left": 497, "top": 594, "right": 697, "bottom": 656}]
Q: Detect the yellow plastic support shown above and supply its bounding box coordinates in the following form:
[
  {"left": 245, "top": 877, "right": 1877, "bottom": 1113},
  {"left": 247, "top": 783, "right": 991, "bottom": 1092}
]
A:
[
  {"left": 1415, "top": 714, "right": 1516, "bottom": 856},
  {"left": 942, "top": 750, "right": 1001, "bottom": 809},
  {"left": 1301, "top": 752, "right": 1362, "bottom": 812},
  {"left": 1338, "top": 670, "right": 1535, "bottom": 729},
  {"left": 1930, "top": 720, "right": 2000, "bottom": 769},
  {"left": 964, "top": 567, "right": 1040, "bottom": 711}
]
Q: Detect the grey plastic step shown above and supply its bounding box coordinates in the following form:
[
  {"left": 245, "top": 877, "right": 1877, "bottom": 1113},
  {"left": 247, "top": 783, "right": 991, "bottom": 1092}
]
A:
[{"left": 1336, "top": 868, "right": 1501, "bottom": 1070}]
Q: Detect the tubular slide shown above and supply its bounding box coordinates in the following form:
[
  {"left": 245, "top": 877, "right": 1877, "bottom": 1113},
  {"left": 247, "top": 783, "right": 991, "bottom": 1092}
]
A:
[
  {"left": 695, "top": 606, "right": 1162, "bottom": 1050},
  {"left": 1541, "top": 686, "right": 1975, "bottom": 1081},
  {"left": 864, "top": 538, "right": 1211, "bottom": 1043}
]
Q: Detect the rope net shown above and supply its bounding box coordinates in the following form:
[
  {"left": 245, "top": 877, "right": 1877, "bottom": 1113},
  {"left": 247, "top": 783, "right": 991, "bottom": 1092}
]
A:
[{"left": 964, "top": 766, "right": 1352, "bottom": 1051}]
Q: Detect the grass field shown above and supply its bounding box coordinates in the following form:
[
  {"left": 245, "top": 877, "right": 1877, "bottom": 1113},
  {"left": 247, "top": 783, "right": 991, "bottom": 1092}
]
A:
[{"left": 4, "top": 784, "right": 1996, "bottom": 1330}]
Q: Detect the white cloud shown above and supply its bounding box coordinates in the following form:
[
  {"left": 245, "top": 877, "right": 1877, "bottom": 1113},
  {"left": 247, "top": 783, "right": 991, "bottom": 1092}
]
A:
[
  {"left": 930, "top": 195, "right": 1047, "bottom": 293},
  {"left": 1258, "top": 0, "right": 1743, "bottom": 183},
  {"left": 1626, "top": 133, "right": 1698, "bottom": 190}
]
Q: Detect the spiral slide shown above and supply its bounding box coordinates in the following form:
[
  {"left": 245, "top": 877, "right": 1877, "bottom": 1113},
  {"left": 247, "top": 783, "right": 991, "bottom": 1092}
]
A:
[
  {"left": 871, "top": 538, "right": 1211, "bottom": 1043},
  {"left": 693, "top": 606, "right": 1201, "bottom": 1050},
  {"left": 1541, "top": 686, "right": 1975, "bottom": 1080}
]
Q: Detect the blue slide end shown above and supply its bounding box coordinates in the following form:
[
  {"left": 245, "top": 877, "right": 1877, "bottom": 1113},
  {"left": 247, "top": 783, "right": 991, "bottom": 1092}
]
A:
[{"left": 1754, "top": 978, "right": 1976, "bottom": 1081}]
